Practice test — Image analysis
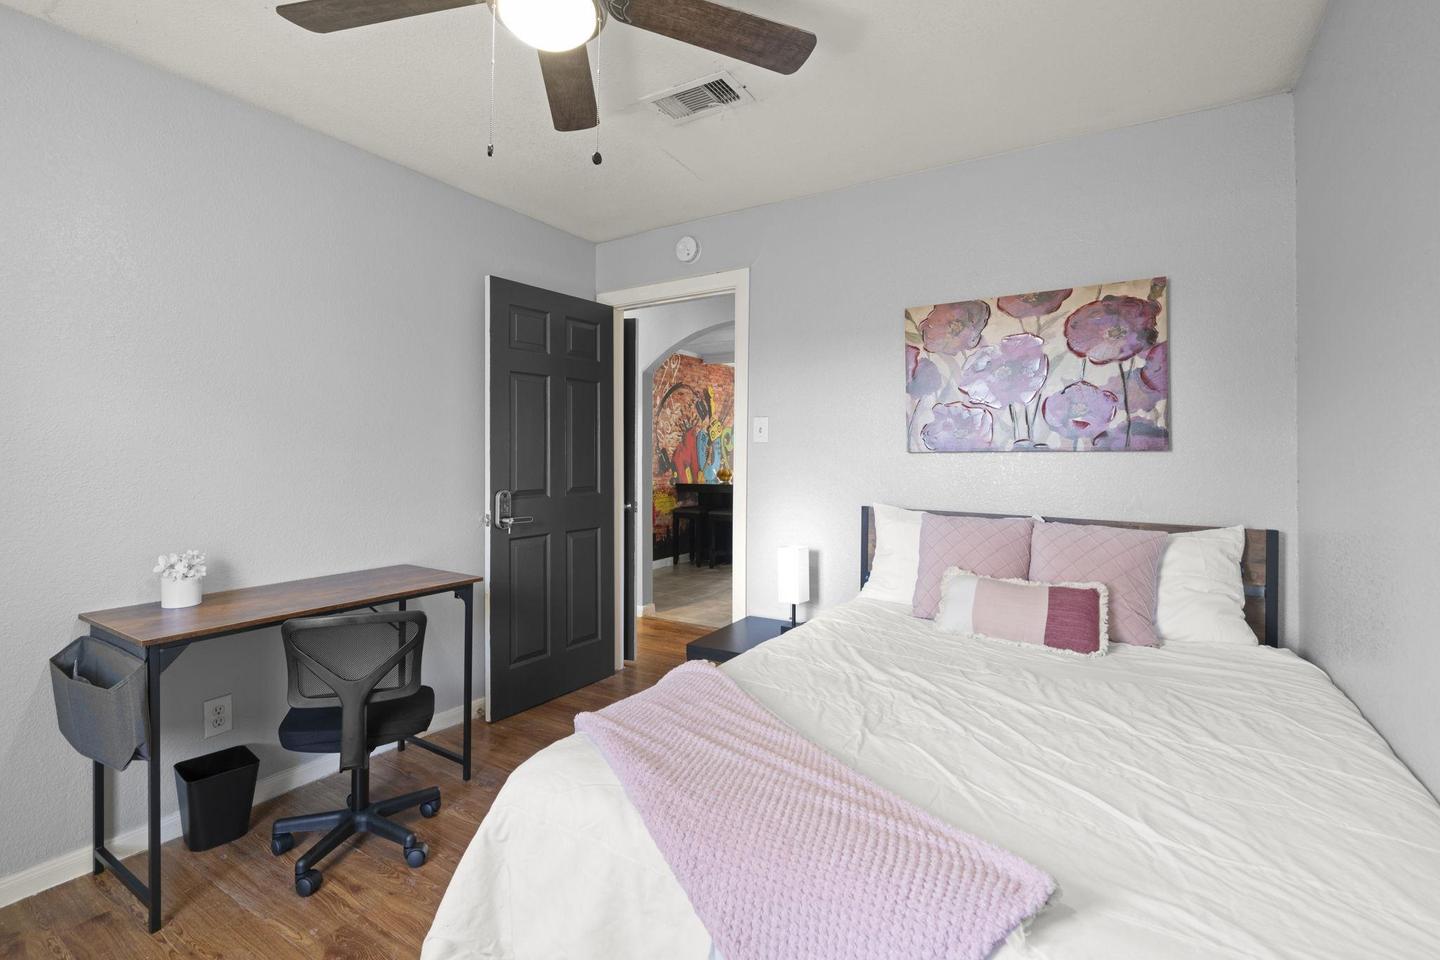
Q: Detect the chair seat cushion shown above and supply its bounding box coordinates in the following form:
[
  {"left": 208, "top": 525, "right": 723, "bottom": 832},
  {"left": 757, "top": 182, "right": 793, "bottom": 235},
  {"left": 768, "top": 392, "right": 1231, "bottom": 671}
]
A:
[{"left": 279, "top": 686, "right": 435, "bottom": 754}]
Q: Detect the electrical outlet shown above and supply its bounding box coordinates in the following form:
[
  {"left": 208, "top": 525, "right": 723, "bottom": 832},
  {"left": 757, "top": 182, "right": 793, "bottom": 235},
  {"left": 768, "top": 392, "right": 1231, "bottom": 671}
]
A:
[{"left": 203, "top": 694, "right": 232, "bottom": 739}]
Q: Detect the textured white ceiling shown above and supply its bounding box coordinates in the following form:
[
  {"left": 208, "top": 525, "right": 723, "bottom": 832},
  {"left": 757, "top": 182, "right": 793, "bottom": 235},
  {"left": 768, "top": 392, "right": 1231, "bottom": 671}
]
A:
[{"left": 4, "top": 0, "right": 1327, "bottom": 242}]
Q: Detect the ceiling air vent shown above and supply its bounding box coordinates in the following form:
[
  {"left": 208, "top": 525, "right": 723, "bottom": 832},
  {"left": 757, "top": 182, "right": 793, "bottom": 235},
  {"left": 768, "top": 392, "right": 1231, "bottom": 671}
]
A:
[{"left": 643, "top": 71, "right": 755, "bottom": 123}]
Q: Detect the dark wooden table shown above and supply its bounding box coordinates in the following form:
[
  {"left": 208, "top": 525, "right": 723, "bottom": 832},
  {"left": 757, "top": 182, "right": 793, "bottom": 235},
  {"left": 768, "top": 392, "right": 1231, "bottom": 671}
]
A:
[
  {"left": 685, "top": 616, "right": 788, "bottom": 663},
  {"left": 672, "top": 482, "right": 732, "bottom": 565},
  {"left": 77, "top": 564, "right": 482, "bottom": 934}
]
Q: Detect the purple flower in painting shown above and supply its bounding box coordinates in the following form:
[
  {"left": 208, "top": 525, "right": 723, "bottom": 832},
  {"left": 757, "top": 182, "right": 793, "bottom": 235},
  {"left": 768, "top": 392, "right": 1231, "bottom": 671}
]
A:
[
  {"left": 1094, "top": 418, "right": 1170, "bottom": 451},
  {"left": 958, "top": 333, "right": 1049, "bottom": 407},
  {"left": 1101, "top": 367, "right": 1165, "bottom": 414},
  {"left": 907, "top": 356, "right": 943, "bottom": 398},
  {"left": 1063, "top": 296, "right": 1160, "bottom": 363},
  {"left": 1138, "top": 341, "right": 1168, "bottom": 393},
  {"left": 1041, "top": 381, "right": 1119, "bottom": 443},
  {"left": 996, "top": 289, "right": 1073, "bottom": 319},
  {"left": 921, "top": 401, "right": 994, "bottom": 451},
  {"left": 920, "top": 301, "right": 990, "bottom": 355}
]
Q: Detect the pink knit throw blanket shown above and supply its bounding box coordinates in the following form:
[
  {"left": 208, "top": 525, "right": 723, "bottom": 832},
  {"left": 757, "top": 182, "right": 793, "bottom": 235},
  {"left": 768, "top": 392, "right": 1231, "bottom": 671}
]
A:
[{"left": 574, "top": 660, "right": 1055, "bottom": 960}]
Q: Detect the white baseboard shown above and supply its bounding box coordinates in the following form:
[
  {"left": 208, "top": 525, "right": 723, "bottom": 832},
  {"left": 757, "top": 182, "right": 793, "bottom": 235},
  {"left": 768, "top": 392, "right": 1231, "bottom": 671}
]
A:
[
  {"left": 0, "top": 697, "right": 484, "bottom": 909},
  {"left": 635, "top": 603, "right": 656, "bottom": 618}
]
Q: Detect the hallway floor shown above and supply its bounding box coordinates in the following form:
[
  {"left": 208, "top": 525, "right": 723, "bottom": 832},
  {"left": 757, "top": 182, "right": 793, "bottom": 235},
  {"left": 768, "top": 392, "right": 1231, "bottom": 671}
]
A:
[{"left": 651, "top": 561, "right": 732, "bottom": 628}]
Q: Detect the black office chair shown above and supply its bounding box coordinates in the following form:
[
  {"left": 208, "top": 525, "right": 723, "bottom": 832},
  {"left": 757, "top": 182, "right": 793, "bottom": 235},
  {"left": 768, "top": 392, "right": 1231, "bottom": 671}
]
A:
[{"left": 269, "top": 610, "right": 440, "bottom": 897}]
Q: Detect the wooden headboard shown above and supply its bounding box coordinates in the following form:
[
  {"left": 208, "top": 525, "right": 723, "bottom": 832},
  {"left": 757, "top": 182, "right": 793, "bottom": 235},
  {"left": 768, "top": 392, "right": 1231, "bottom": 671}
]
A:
[{"left": 860, "top": 507, "right": 1281, "bottom": 647}]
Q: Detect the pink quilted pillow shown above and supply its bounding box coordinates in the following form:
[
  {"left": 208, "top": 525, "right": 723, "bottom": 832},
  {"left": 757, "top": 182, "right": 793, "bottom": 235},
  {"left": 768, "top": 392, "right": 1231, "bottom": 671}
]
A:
[
  {"left": 1028, "top": 522, "right": 1168, "bottom": 646},
  {"left": 912, "top": 514, "right": 1032, "bottom": 619}
]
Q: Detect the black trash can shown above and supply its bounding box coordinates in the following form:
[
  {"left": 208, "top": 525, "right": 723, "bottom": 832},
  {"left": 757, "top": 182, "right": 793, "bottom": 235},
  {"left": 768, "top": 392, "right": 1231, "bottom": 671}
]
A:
[{"left": 174, "top": 746, "right": 260, "bottom": 852}]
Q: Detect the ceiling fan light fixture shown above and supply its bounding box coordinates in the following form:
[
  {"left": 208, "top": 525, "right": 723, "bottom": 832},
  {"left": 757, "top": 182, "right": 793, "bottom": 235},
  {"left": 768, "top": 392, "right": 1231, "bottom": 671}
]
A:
[{"left": 496, "top": 0, "right": 600, "bottom": 53}]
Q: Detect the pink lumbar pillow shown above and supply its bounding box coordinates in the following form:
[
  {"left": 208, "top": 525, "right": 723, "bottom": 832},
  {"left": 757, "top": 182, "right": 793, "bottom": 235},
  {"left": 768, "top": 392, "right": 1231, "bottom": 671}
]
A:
[
  {"left": 911, "top": 514, "right": 1033, "bottom": 619},
  {"left": 1028, "top": 521, "right": 1168, "bottom": 646},
  {"left": 934, "top": 568, "right": 1109, "bottom": 656}
]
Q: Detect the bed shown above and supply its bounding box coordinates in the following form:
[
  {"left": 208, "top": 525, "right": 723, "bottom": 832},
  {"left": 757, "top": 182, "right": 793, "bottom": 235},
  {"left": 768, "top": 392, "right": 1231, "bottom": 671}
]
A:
[{"left": 423, "top": 511, "right": 1440, "bottom": 960}]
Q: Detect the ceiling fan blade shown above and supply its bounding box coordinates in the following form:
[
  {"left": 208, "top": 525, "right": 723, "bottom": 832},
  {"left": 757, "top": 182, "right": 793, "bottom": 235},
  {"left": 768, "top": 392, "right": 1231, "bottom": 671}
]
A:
[
  {"left": 538, "top": 48, "right": 598, "bottom": 132},
  {"left": 276, "top": 0, "right": 475, "bottom": 34},
  {"left": 611, "top": 0, "right": 816, "bottom": 75}
]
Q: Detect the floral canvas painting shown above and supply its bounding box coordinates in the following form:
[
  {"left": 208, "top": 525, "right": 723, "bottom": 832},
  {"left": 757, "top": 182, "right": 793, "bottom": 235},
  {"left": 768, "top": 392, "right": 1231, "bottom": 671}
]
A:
[{"left": 905, "top": 277, "right": 1169, "bottom": 452}]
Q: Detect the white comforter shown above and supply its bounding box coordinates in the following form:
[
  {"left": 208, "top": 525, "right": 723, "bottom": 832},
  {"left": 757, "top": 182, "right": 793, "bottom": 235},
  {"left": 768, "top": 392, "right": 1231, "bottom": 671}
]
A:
[{"left": 423, "top": 599, "right": 1440, "bottom": 960}]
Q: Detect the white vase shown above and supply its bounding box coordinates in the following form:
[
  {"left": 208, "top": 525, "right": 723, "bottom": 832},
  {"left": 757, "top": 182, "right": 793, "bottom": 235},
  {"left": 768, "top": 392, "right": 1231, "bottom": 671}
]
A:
[{"left": 161, "top": 577, "right": 203, "bottom": 609}]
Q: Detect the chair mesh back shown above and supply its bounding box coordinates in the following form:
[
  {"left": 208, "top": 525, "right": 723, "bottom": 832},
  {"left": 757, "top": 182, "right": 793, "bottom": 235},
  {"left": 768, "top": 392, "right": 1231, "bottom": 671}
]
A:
[{"left": 283, "top": 612, "right": 424, "bottom": 710}]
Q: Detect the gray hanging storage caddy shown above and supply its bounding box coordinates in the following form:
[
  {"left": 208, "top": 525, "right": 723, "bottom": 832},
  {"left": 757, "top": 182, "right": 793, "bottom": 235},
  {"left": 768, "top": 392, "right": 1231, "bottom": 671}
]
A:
[{"left": 50, "top": 635, "right": 149, "bottom": 770}]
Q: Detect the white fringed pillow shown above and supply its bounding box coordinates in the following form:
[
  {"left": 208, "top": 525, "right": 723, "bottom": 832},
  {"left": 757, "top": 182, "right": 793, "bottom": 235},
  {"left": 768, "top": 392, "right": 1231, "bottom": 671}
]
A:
[{"left": 934, "top": 567, "right": 1110, "bottom": 656}]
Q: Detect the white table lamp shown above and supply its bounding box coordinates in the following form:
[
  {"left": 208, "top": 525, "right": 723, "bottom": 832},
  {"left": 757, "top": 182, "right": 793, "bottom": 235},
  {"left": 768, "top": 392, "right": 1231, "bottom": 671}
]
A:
[{"left": 776, "top": 545, "right": 811, "bottom": 632}]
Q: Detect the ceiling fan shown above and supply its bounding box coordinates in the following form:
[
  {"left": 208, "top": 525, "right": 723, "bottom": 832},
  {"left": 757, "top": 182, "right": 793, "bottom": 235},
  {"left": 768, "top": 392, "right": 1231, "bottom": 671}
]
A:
[{"left": 274, "top": 0, "right": 817, "bottom": 134}]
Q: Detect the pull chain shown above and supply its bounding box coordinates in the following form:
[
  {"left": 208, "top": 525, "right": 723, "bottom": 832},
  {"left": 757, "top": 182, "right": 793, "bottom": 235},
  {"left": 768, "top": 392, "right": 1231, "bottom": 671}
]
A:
[
  {"left": 591, "top": 27, "right": 602, "bottom": 165},
  {"left": 487, "top": 1, "right": 497, "bottom": 157}
]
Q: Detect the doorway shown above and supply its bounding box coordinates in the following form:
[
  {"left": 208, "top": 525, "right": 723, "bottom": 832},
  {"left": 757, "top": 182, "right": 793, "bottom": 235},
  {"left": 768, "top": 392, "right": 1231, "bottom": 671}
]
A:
[
  {"left": 600, "top": 270, "right": 750, "bottom": 662},
  {"left": 639, "top": 302, "right": 735, "bottom": 628}
]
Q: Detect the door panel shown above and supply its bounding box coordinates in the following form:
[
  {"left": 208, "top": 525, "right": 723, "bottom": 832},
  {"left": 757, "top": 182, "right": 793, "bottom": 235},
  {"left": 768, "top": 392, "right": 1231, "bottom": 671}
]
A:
[
  {"left": 565, "top": 377, "right": 601, "bottom": 494},
  {"left": 489, "top": 277, "right": 615, "bottom": 720},
  {"left": 566, "top": 316, "right": 601, "bottom": 360},
  {"left": 565, "top": 527, "right": 602, "bottom": 647},
  {"left": 510, "top": 372, "right": 550, "bottom": 496},
  {"left": 509, "top": 306, "right": 550, "bottom": 352}
]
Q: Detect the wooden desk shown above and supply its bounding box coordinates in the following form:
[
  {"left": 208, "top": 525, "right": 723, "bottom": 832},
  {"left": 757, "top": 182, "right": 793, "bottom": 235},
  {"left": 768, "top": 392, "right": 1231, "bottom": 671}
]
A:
[
  {"left": 674, "top": 481, "right": 732, "bottom": 510},
  {"left": 78, "top": 564, "right": 482, "bottom": 934}
]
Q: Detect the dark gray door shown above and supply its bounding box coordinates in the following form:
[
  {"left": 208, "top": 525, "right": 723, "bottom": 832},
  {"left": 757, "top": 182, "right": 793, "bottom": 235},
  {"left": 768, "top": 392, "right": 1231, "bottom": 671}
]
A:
[{"left": 489, "top": 277, "right": 615, "bottom": 721}]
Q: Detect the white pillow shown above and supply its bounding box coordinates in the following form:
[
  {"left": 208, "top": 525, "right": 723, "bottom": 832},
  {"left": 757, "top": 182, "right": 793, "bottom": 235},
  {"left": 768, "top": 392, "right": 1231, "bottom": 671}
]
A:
[
  {"left": 1155, "top": 526, "right": 1257, "bottom": 645},
  {"left": 859, "top": 504, "right": 922, "bottom": 604}
]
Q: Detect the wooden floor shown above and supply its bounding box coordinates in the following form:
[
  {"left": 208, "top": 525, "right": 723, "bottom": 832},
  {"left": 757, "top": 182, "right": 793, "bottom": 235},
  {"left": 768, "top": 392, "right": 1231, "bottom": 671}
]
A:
[
  {"left": 652, "top": 561, "right": 732, "bottom": 628},
  {"left": 0, "top": 619, "right": 702, "bottom": 960}
]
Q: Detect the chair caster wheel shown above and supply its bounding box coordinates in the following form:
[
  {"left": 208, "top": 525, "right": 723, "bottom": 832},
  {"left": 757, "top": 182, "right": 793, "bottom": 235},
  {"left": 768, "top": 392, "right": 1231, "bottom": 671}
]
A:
[
  {"left": 420, "top": 799, "right": 441, "bottom": 818},
  {"left": 295, "top": 869, "right": 323, "bottom": 897},
  {"left": 404, "top": 843, "right": 428, "bottom": 868},
  {"left": 271, "top": 833, "right": 295, "bottom": 856}
]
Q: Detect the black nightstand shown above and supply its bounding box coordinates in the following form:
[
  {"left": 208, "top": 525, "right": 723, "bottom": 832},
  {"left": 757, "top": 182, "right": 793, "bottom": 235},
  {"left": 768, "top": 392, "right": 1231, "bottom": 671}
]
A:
[{"left": 686, "top": 616, "right": 789, "bottom": 663}]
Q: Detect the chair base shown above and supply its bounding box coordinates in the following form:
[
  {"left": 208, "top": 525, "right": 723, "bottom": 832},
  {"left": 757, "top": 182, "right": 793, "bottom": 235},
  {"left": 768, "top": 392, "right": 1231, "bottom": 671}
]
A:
[{"left": 271, "top": 767, "right": 439, "bottom": 897}]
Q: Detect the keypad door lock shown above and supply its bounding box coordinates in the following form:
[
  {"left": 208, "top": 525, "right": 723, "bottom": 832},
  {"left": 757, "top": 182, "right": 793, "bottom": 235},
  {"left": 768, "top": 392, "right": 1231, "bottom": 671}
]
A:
[{"left": 492, "top": 490, "right": 533, "bottom": 533}]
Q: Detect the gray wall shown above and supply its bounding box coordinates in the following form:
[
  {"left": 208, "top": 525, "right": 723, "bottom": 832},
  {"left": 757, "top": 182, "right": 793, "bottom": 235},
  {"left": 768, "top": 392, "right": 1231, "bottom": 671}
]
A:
[
  {"left": 1294, "top": 1, "right": 1440, "bottom": 793},
  {"left": 599, "top": 95, "right": 1301, "bottom": 637},
  {"left": 631, "top": 296, "right": 735, "bottom": 606},
  {"left": 0, "top": 7, "right": 593, "bottom": 879}
]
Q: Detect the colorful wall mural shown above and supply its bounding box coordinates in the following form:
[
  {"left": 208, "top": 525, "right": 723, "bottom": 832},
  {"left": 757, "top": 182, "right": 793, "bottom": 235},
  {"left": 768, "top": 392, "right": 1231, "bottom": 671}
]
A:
[
  {"left": 905, "top": 277, "right": 1170, "bottom": 452},
  {"left": 652, "top": 353, "right": 735, "bottom": 557}
]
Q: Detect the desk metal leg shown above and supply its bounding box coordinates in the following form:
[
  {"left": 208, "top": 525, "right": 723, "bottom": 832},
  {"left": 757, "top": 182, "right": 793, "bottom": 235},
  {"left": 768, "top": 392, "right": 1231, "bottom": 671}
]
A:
[
  {"left": 460, "top": 583, "right": 473, "bottom": 781},
  {"left": 397, "top": 598, "right": 406, "bottom": 752},
  {"left": 146, "top": 648, "right": 162, "bottom": 933},
  {"left": 92, "top": 761, "right": 103, "bottom": 875},
  {"left": 402, "top": 585, "right": 475, "bottom": 781},
  {"left": 89, "top": 632, "right": 163, "bottom": 932}
]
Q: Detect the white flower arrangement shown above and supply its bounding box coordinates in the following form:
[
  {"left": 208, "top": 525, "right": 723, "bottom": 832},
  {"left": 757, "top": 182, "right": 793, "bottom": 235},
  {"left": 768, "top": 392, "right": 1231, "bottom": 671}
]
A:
[{"left": 154, "top": 550, "right": 208, "bottom": 582}]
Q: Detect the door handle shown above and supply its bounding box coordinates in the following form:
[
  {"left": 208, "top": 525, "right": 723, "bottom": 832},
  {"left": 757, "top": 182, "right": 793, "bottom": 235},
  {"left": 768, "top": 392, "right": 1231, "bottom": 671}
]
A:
[{"left": 493, "top": 490, "right": 534, "bottom": 532}]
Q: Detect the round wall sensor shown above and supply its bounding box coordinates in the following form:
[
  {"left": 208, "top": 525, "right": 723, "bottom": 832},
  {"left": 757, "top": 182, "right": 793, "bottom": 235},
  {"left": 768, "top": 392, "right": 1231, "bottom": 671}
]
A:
[{"left": 675, "top": 235, "right": 701, "bottom": 264}]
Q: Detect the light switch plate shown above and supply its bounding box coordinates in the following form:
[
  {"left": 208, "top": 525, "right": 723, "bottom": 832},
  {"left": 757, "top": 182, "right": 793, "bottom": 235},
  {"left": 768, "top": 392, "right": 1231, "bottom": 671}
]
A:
[
  {"left": 204, "top": 694, "right": 232, "bottom": 739},
  {"left": 752, "top": 417, "right": 769, "bottom": 443}
]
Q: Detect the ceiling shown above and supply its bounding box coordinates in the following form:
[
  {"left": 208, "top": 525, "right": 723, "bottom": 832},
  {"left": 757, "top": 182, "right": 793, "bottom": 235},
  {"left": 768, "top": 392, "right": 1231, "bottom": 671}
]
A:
[
  {"left": 677, "top": 323, "right": 735, "bottom": 364},
  {"left": 6, "top": 0, "right": 1327, "bottom": 242}
]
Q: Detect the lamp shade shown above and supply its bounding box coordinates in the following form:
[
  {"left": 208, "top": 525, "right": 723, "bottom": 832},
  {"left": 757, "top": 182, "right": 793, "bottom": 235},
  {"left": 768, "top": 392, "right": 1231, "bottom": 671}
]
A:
[{"left": 776, "top": 545, "right": 811, "bottom": 606}]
